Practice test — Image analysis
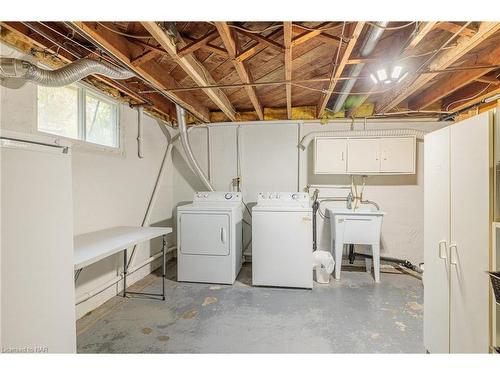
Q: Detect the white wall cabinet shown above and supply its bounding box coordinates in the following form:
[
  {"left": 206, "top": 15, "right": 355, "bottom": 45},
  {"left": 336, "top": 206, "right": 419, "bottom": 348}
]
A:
[
  {"left": 314, "top": 137, "right": 347, "bottom": 174},
  {"left": 347, "top": 138, "right": 380, "bottom": 173},
  {"left": 424, "top": 112, "right": 493, "bottom": 353},
  {"left": 314, "top": 136, "right": 415, "bottom": 175},
  {"left": 379, "top": 137, "right": 415, "bottom": 173}
]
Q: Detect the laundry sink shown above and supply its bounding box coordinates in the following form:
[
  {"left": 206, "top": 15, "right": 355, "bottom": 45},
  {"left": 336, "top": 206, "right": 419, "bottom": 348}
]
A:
[
  {"left": 327, "top": 207, "right": 385, "bottom": 245},
  {"left": 327, "top": 207, "right": 385, "bottom": 282}
]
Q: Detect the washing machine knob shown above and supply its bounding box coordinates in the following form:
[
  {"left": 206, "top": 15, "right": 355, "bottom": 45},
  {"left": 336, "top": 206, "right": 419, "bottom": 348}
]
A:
[
  {"left": 292, "top": 193, "right": 298, "bottom": 200},
  {"left": 225, "top": 193, "right": 233, "bottom": 200}
]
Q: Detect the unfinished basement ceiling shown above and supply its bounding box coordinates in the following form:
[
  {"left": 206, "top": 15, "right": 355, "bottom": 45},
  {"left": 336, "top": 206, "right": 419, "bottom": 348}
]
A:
[{"left": 1, "top": 21, "right": 499, "bottom": 124}]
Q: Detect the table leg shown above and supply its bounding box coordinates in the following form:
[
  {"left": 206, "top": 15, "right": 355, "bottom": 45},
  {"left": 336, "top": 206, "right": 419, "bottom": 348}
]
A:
[
  {"left": 123, "top": 248, "right": 128, "bottom": 297},
  {"left": 162, "top": 235, "right": 166, "bottom": 301}
]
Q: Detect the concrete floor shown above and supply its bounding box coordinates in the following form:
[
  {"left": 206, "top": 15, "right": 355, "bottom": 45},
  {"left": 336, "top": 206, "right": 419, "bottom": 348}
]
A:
[{"left": 77, "top": 262, "right": 424, "bottom": 353}]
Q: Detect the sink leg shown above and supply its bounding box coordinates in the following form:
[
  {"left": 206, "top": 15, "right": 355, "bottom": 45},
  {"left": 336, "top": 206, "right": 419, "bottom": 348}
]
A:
[
  {"left": 334, "top": 241, "right": 343, "bottom": 280},
  {"left": 365, "top": 257, "right": 372, "bottom": 273},
  {"left": 372, "top": 244, "right": 380, "bottom": 283}
]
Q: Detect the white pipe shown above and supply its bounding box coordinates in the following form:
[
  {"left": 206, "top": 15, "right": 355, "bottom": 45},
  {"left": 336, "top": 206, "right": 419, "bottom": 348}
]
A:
[
  {"left": 127, "top": 136, "right": 177, "bottom": 268},
  {"left": 176, "top": 104, "right": 214, "bottom": 191},
  {"left": 298, "top": 128, "right": 428, "bottom": 150},
  {"left": 76, "top": 246, "right": 176, "bottom": 305},
  {"left": 137, "top": 106, "right": 144, "bottom": 158},
  {"left": 332, "top": 21, "right": 388, "bottom": 113}
]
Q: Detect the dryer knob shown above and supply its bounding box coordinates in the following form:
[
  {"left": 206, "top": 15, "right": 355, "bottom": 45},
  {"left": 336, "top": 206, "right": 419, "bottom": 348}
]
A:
[
  {"left": 225, "top": 193, "right": 233, "bottom": 200},
  {"left": 292, "top": 193, "right": 299, "bottom": 200}
]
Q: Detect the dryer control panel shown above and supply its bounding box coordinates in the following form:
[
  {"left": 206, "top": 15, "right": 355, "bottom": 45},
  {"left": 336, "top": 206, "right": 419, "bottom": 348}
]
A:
[
  {"left": 193, "top": 191, "right": 242, "bottom": 202},
  {"left": 256, "top": 192, "right": 310, "bottom": 207}
]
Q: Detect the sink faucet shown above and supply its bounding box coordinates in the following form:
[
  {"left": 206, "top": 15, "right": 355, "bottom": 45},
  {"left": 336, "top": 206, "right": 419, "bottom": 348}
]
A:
[{"left": 346, "top": 192, "right": 353, "bottom": 209}]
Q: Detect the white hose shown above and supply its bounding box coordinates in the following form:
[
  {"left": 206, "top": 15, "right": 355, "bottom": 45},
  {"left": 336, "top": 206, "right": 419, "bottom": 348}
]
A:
[
  {"left": 298, "top": 128, "right": 428, "bottom": 150},
  {"left": 176, "top": 104, "right": 214, "bottom": 191}
]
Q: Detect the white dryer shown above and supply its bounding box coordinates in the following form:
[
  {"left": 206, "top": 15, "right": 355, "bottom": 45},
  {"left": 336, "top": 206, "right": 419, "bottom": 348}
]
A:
[
  {"left": 252, "top": 192, "right": 313, "bottom": 289},
  {"left": 177, "top": 192, "right": 243, "bottom": 284}
]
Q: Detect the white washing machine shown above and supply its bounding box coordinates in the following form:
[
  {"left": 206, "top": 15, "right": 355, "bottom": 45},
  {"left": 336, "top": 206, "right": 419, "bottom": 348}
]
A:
[
  {"left": 252, "top": 192, "right": 313, "bottom": 289},
  {"left": 177, "top": 191, "right": 243, "bottom": 284}
]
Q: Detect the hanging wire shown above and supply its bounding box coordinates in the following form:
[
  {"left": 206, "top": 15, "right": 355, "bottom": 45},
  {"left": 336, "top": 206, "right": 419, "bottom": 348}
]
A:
[
  {"left": 445, "top": 72, "right": 500, "bottom": 111},
  {"left": 96, "top": 22, "right": 154, "bottom": 39}
]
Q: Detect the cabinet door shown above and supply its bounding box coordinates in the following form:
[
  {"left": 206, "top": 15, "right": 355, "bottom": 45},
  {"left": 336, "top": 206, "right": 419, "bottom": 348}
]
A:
[
  {"left": 380, "top": 137, "right": 416, "bottom": 173},
  {"left": 347, "top": 138, "right": 380, "bottom": 174},
  {"left": 423, "top": 127, "right": 450, "bottom": 353},
  {"left": 314, "top": 137, "right": 347, "bottom": 174},
  {"left": 450, "top": 112, "right": 492, "bottom": 353}
]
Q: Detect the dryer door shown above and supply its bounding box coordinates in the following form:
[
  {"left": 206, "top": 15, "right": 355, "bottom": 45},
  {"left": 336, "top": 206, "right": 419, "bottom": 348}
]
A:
[{"left": 179, "top": 213, "right": 230, "bottom": 256}]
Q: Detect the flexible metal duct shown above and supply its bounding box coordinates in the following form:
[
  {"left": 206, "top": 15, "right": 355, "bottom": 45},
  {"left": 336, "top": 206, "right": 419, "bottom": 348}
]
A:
[
  {"left": 298, "top": 128, "right": 428, "bottom": 150},
  {"left": 176, "top": 104, "right": 214, "bottom": 192},
  {"left": 331, "top": 21, "right": 388, "bottom": 113},
  {"left": 0, "top": 57, "right": 134, "bottom": 86}
]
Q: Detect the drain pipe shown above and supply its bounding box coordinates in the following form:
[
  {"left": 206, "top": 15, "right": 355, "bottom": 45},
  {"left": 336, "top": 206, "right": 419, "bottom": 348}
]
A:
[
  {"left": 137, "top": 106, "right": 144, "bottom": 158},
  {"left": 331, "top": 21, "right": 388, "bottom": 113},
  {"left": 176, "top": 104, "right": 214, "bottom": 191}
]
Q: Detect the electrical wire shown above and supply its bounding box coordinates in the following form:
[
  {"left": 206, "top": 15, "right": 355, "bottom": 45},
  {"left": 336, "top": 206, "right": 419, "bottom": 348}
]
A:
[
  {"left": 207, "top": 21, "right": 283, "bottom": 34},
  {"left": 445, "top": 72, "right": 500, "bottom": 111},
  {"left": 96, "top": 22, "right": 153, "bottom": 39}
]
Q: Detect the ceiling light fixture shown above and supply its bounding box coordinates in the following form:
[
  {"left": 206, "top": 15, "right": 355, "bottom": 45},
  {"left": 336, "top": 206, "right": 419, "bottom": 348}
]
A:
[{"left": 370, "top": 65, "right": 407, "bottom": 85}]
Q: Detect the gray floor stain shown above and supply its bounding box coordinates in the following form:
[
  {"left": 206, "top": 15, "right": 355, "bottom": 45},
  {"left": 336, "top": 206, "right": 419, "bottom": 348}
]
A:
[{"left": 77, "top": 262, "right": 424, "bottom": 353}]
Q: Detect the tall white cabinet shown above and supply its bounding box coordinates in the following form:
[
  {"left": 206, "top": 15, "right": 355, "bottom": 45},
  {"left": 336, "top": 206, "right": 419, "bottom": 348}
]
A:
[
  {"left": 424, "top": 112, "right": 493, "bottom": 353},
  {"left": 1, "top": 131, "right": 76, "bottom": 353}
]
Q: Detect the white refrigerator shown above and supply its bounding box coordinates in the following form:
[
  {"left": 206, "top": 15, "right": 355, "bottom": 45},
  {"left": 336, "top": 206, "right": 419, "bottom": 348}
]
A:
[{"left": 1, "top": 130, "right": 76, "bottom": 353}]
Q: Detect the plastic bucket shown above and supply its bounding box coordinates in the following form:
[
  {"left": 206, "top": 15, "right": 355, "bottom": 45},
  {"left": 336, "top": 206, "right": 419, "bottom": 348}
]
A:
[{"left": 315, "top": 267, "right": 331, "bottom": 284}]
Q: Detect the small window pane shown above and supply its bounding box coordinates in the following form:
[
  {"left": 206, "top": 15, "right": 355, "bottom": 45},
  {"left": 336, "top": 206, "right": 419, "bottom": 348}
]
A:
[
  {"left": 85, "top": 92, "right": 118, "bottom": 148},
  {"left": 37, "top": 86, "right": 79, "bottom": 139}
]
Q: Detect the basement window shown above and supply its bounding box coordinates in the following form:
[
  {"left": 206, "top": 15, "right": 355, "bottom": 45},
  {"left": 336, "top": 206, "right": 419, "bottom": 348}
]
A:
[{"left": 37, "top": 84, "right": 119, "bottom": 148}]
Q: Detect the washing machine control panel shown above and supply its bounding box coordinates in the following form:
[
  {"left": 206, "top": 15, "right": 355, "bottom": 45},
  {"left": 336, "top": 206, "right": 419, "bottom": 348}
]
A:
[
  {"left": 257, "top": 192, "right": 310, "bottom": 206},
  {"left": 193, "top": 191, "right": 242, "bottom": 202}
]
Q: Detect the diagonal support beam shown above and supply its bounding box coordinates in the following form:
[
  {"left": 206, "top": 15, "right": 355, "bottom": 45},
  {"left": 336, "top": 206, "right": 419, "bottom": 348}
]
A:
[
  {"left": 177, "top": 30, "right": 218, "bottom": 58},
  {"left": 317, "top": 22, "right": 366, "bottom": 118},
  {"left": 141, "top": 22, "right": 237, "bottom": 121},
  {"left": 407, "top": 22, "right": 437, "bottom": 49},
  {"left": 214, "top": 22, "right": 264, "bottom": 120},
  {"left": 283, "top": 22, "right": 293, "bottom": 119},
  {"left": 71, "top": 22, "right": 210, "bottom": 122},
  {"left": 409, "top": 41, "right": 500, "bottom": 110},
  {"left": 376, "top": 22, "right": 500, "bottom": 113}
]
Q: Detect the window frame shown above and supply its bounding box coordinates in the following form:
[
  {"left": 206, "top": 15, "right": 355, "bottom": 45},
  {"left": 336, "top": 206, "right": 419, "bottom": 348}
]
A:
[{"left": 36, "top": 82, "right": 123, "bottom": 154}]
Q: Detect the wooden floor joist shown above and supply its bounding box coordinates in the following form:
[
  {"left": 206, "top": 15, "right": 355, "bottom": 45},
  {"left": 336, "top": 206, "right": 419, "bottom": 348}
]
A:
[
  {"left": 376, "top": 22, "right": 500, "bottom": 114},
  {"left": 409, "top": 42, "right": 500, "bottom": 110},
  {"left": 141, "top": 22, "right": 237, "bottom": 121},
  {"left": 283, "top": 22, "right": 292, "bottom": 120},
  {"left": 316, "top": 22, "right": 366, "bottom": 118},
  {"left": 71, "top": 22, "right": 211, "bottom": 122},
  {"left": 215, "top": 22, "right": 264, "bottom": 120}
]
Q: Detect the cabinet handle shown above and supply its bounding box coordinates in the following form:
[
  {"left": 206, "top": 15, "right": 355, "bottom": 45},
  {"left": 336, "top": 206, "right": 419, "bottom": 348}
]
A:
[
  {"left": 438, "top": 240, "right": 447, "bottom": 260},
  {"left": 220, "top": 227, "right": 226, "bottom": 244},
  {"left": 449, "top": 243, "right": 458, "bottom": 265},
  {"left": 341, "top": 151, "right": 344, "bottom": 161},
  {"left": 383, "top": 150, "right": 387, "bottom": 161}
]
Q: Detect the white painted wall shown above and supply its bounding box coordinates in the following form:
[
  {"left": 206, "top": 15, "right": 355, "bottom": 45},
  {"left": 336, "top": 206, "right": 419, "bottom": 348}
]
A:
[
  {"left": 172, "top": 120, "right": 446, "bottom": 265},
  {"left": 0, "top": 42, "right": 175, "bottom": 319}
]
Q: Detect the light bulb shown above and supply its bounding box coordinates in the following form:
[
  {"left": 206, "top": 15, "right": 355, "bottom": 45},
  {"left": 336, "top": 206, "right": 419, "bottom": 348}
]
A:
[
  {"left": 376, "top": 69, "right": 387, "bottom": 81},
  {"left": 391, "top": 66, "right": 403, "bottom": 79}
]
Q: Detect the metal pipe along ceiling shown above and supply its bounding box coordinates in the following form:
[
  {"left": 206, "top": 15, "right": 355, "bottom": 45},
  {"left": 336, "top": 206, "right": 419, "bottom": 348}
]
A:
[
  {"left": 175, "top": 104, "right": 214, "bottom": 192},
  {"left": 0, "top": 57, "right": 134, "bottom": 86},
  {"left": 331, "top": 21, "right": 388, "bottom": 113}
]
